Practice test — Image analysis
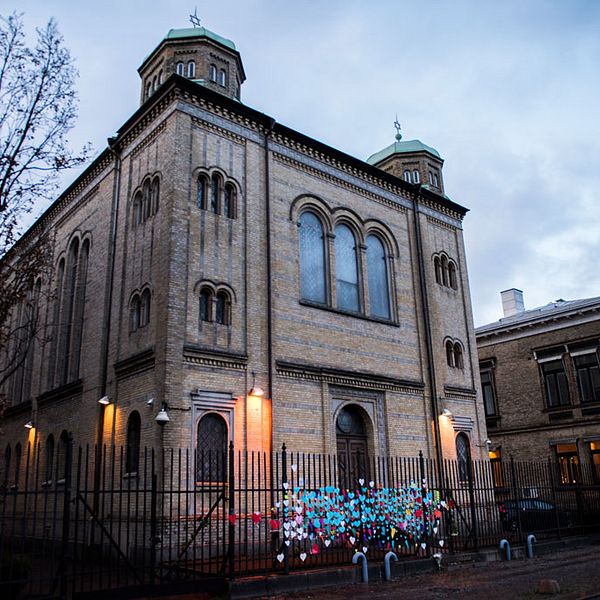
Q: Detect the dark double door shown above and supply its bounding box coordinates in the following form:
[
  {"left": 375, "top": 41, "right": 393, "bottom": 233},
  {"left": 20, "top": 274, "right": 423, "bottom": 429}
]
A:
[{"left": 336, "top": 436, "right": 369, "bottom": 489}]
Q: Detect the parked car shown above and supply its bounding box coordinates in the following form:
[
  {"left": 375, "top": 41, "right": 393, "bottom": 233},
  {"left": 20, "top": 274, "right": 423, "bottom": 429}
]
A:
[{"left": 498, "top": 499, "right": 573, "bottom": 532}]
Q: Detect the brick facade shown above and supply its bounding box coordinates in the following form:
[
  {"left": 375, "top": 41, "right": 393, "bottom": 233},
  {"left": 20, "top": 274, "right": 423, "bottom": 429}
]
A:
[{"left": 0, "top": 27, "right": 487, "bottom": 488}]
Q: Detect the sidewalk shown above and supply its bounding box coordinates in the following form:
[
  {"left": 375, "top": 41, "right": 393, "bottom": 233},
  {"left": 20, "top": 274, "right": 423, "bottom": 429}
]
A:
[{"left": 260, "top": 544, "right": 600, "bottom": 600}]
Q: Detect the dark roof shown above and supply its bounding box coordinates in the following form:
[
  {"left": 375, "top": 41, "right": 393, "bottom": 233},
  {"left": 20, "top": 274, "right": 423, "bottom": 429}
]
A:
[{"left": 476, "top": 296, "right": 600, "bottom": 336}]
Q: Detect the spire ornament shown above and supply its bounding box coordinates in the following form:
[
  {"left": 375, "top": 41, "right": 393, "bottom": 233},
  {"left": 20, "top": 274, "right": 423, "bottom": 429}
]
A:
[
  {"left": 394, "top": 116, "right": 402, "bottom": 141},
  {"left": 189, "top": 7, "right": 201, "bottom": 28}
]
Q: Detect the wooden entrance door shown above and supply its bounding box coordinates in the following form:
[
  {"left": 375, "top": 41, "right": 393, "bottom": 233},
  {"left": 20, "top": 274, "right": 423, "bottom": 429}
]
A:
[{"left": 336, "top": 405, "right": 369, "bottom": 489}]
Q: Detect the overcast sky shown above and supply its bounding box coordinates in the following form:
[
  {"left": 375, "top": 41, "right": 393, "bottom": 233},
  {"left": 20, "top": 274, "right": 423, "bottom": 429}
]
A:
[{"left": 12, "top": 0, "right": 600, "bottom": 325}]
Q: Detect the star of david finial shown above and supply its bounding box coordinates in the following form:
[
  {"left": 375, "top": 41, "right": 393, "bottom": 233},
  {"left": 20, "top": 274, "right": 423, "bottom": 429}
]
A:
[
  {"left": 189, "top": 7, "right": 201, "bottom": 28},
  {"left": 394, "top": 116, "right": 402, "bottom": 141}
]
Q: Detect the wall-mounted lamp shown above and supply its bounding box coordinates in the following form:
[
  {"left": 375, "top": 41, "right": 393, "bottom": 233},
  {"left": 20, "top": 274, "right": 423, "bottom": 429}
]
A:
[
  {"left": 440, "top": 408, "right": 453, "bottom": 418},
  {"left": 248, "top": 371, "right": 264, "bottom": 397},
  {"left": 146, "top": 397, "right": 154, "bottom": 407},
  {"left": 155, "top": 403, "right": 170, "bottom": 426},
  {"left": 24, "top": 420, "right": 34, "bottom": 429},
  {"left": 98, "top": 396, "right": 111, "bottom": 406}
]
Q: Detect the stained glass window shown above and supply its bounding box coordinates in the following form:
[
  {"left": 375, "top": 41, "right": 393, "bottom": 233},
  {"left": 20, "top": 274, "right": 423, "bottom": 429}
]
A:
[
  {"left": 456, "top": 433, "right": 471, "bottom": 482},
  {"left": 299, "top": 212, "right": 326, "bottom": 303},
  {"left": 366, "top": 235, "right": 390, "bottom": 319},
  {"left": 335, "top": 224, "right": 359, "bottom": 312},
  {"left": 197, "top": 414, "right": 228, "bottom": 482},
  {"left": 126, "top": 412, "right": 141, "bottom": 475}
]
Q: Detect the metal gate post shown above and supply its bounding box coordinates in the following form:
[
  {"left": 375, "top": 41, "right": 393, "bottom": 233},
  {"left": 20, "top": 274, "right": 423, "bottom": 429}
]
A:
[
  {"left": 150, "top": 471, "right": 158, "bottom": 586},
  {"left": 228, "top": 441, "right": 235, "bottom": 580},
  {"left": 59, "top": 433, "right": 73, "bottom": 599},
  {"left": 419, "top": 451, "right": 430, "bottom": 556},
  {"left": 281, "top": 443, "right": 289, "bottom": 575},
  {"left": 467, "top": 458, "right": 478, "bottom": 552}
]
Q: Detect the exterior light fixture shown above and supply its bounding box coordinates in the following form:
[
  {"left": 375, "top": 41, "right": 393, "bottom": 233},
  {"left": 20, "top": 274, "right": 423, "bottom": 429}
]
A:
[
  {"left": 485, "top": 438, "right": 492, "bottom": 446},
  {"left": 248, "top": 371, "right": 264, "bottom": 397},
  {"left": 441, "top": 408, "right": 453, "bottom": 418},
  {"left": 98, "top": 396, "right": 110, "bottom": 405},
  {"left": 155, "top": 403, "right": 170, "bottom": 426},
  {"left": 24, "top": 420, "right": 34, "bottom": 429}
]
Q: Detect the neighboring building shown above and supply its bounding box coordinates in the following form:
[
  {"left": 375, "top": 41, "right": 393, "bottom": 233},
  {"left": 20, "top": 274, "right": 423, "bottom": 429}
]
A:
[
  {"left": 0, "top": 24, "right": 487, "bottom": 488},
  {"left": 476, "top": 288, "right": 600, "bottom": 484}
]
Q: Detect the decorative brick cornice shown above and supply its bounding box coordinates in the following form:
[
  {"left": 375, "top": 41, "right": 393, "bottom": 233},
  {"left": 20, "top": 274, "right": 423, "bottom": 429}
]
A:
[
  {"left": 183, "top": 345, "right": 248, "bottom": 371},
  {"left": 191, "top": 116, "right": 246, "bottom": 145},
  {"left": 426, "top": 214, "right": 458, "bottom": 232},
  {"left": 114, "top": 348, "right": 155, "bottom": 380},
  {"left": 443, "top": 385, "right": 477, "bottom": 401},
  {"left": 276, "top": 360, "right": 424, "bottom": 395},
  {"left": 130, "top": 119, "right": 169, "bottom": 158},
  {"left": 37, "top": 379, "right": 83, "bottom": 407}
]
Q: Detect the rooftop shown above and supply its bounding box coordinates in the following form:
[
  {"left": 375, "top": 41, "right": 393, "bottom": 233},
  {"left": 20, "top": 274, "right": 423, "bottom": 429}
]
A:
[
  {"left": 476, "top": 296, "right": 600, "bottom": 336},
  {"left": 164, "top": 27, "right": 237, "bottom": 51},
  {"left": 366, "top": 139, "right": 442, "bottom": 166}
]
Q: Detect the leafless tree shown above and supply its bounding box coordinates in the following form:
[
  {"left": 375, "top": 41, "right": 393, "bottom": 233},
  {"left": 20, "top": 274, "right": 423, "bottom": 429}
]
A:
[{"left": 0, "top": 13, "right": 89, "bottom": 393}]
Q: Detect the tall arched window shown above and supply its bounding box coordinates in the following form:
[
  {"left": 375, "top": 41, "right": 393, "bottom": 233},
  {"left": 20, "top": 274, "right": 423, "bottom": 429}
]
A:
[
  {"left": 454, "top": 342, "right": 464, "bottom": 369},
  {"left": 209, "top": 64, "right": 217, "bottom": 81},
  {"left": 3, "top": 445, "right": 11, "bottom": 488},
  {"left": 142, "top": 179, "right": 152, "bottom": 220},
  {"left": 197, "top": 413, "right": 228, "bottom": 482},
  {"left": 440, "top": 254, "right": 449, "bottom": 287},
  {"left": 57, "top": 431, "right": 69, "bottom": 482},
  {"left": 199, "top": 288, "right": 212, "bottom": 322},
  {"left": 335, "top": 224, "right": 359, "bottom": 312},
  {"left": 176, "top": 62, "right": 184, "bottom": 76},
  {"left": 145, "top": 82, "right": 151, "bottom": 100},
  {"left": 45, "top": 435, "right": 55, "bottom": 483},
  {"left": 215, "top": 291, "right": 230, "bottom": 325},
  {"left": 434, "top": 256, "right": 442, "bottom": 284},
  {"left": 14, "top": 443, "right": 21, "bottom": 488},
  {"left": 126, "top": 412, "right": 141, "bottom": 475},
  {"left": 140, "top": 289, "right": 151, "bottom": 327},
  {"left": 158, "top": 70, "right": 163, "bottom": 85},
  {"left": 456, "top": 433, "right": 471, "bottom": 482},
  {"left": 366, "top": 234, "right": 390, "bottom": 319},
  {"left": 130, "top": 294, "right": 140, "bottom": 332},
  {"left": 152, "top": 75, "right": 157, "bottom": 92},
  {"left": 223, "top": 184, "right": 235, "bottom": 218},
  {"left": 219, "top": 68, "right": 227, "bottom": 87},
  {"left": 58, "top": 238, "right": 79, "bottom": 385},
  {"left": 151, "top": 177, "right": 160, "bottom": 214},
  {"left": 448, "top": 262, "right": 457, "bottom": 289},
  {"left": 69, "top": 240, "right": 89, "bottom": 382},
  {"left": 412, "top": 169, "right": 420, "bottom": 183},
  {"left": 187, "top": 60, "right": 196, "bottom": 78},
  {"left": 446, "top": 340, "right": 455, "bottom": 367},
  {"left": 197, "top": 174, "right": 208, "bottom": 210},
  {"left": 298, "top": 212, "right": 326, "bottom": 304},
  {"left": 211, "top": 174, "right": 221, "bottom": 214},
  {"left": 133, "top": 191, "right": 143, "bottom": 225}
]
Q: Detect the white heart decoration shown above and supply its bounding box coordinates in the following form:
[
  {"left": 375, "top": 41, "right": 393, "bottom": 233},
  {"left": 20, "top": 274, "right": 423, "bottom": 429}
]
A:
[
  {"left": 303, "top": 532, "right": 308, "bottom": 539},
  {"left": 283, "top": 522, "right": 291, "bottom": 530},
  {"left": 295, "top": 506, "right": 303, "bottom": 514},
  {"left": 340, "top": 520, "right": 345, "bottom": 527},
  {"left": 277, "top": 553, "right": 284, "bottom": 563},
  {"left": 275, "top": 502, "right": 281, "bottom": 508},
  {"left": 285, "top": 540, "right": 290, "bottom": 546},
  {"left": 299, "top": 552, "right": 307, "bottom": 561},
  {"left": 298, "top": 478, "right": 304, "bottom": 487},
  {"left": 284, "top": 530, "right": 290, "bottom": 538},
  {"left": 421, "top": 542, "right": 427, "bottom": 550},
  {"left": 433, "top": 527, "right": 438, "bottom": 534},
  {"left": 283, "top": 482, "right": 289, "bottom": 490},
  {"left": 358, "top": 479, "right": 365, "bottom": 486},
  {"left": 291, "top": 464, "right": 297, "bottom": 472},
  {"left": 439, "top": 540, "right": 445, "bottom": 547},
  {"left": 369, "top": 481, "right": 375, "bottom": 488},
  {"left": 324, "top": 539, "right": 331, "bottom": 547},
  {"left": 283, "top": 500, "right": 289, "bottom": 507},
  {"left": 362, "top": 547, "right": 368, "bottom": 553},
  {"left": 350, "top": 536, "right": 356, "bottom": 545},
  {"left": 440, "top": 501, "right": 446, "bottom": 508}
]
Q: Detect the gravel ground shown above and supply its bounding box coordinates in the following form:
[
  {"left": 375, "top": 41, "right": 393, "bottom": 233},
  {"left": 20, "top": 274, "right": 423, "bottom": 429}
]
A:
[{"left": 261, "top": 545, "right": 600, "bottom": 600}]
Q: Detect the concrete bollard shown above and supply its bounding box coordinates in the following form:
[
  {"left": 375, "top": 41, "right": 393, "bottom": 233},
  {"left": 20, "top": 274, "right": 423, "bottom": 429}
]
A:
[
  {"left": 499, "top": 539, "right": 511, "bottom": 561},
  {"left": 352, "top": 551, "right": 368, "bottom": 583},
  {"left": 384, "top": 551, "right": 398, "bottom": 581},
  {"left": 527, "top": 534, "right": 536, "bottom": 558}
]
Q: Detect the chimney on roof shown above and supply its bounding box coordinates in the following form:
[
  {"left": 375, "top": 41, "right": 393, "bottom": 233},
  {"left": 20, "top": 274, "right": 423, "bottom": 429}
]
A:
[{"left": 501, "top": 288, "right": 525, "bottom": 317}]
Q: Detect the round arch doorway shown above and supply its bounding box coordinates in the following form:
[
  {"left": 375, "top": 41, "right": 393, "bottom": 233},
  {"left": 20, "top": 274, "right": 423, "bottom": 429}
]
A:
[{"left": 336, "top": 404, "right": 369, "bottom": 489}]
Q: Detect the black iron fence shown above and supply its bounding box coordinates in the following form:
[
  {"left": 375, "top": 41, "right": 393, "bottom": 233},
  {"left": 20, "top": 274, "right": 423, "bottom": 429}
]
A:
[{"left": 2, "top": 441, "right": 600, "bottom": 598}]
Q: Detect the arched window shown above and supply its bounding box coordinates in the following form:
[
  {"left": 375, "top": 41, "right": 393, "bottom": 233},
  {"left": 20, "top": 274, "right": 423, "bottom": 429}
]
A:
[
  {"left": 211, "top": 174, "right": 221, "bottom": 214},
  {"left": 446, "top": 340, "right": 455, "bottom": 367},
  {"left": 298, "top": 212, "right": 326, "bottom": 304},
  {"left": 187, "top": 60, "right": 196, "bottom": 78},
  {"left": 57, "top": 431, "right": 69, "bottom": 482},
  {"left": 130, "top": 294, "right": 140, "bottom": 332},
  {"left": 45, "top": 434, "right": 55, "bottom": 483},
  {"left": 197, "top": 413, "right": 228, "bottom": 482},
  {"left": 454, "top": 342, "right": 464, "bottom": 369},
  {"left": 335, "top": 224, "right": 359, "bottom": 312},
  {"left": 366, "top": 235, "right": 390, "bottom": 319},
  {"left": 3, "top": 445, "right": 11, "bottom": 488},
  {"left": 151, "top": 177, "right": 160, "bottom": 215},
  {"left": 69, "top": 240, "right": 89, "bottom": 382},
  {"left": 140, "top": 289, "right": 151, "bottom": 328},
  {"left": 14, "top": 443, "right": 21, "bottom": 488},
  {"left": 142, "top": 179, "right": 152, "bottom": 220},
  {"left": 158, "top": 70, "right": 163, "bottom": 85},
  {"left": 403, "top": 170, "right": 411, "bottom": 183},
  {"left": 456, "top": 433, "right": 471, "bottom": 482},
  {"left": 209, "top": 64, "right": 217, "bottom": 81},
  {"left": 219, "top": 68, "right": 227, "bottom": 87},
  {"left": 133, "top": 191, "right": 143, "bottom": 226},
  {"left": 448, "top": 261, "right": 457, "bottom": 289},
  {"left": 429, "top": 171, "right": 433, "bottom": 185},
  {"left": 197, "top": 174, "right": 208, "bottom": 210},
  {"left": 176, "top": 62, "right": 184, "bottom": 76},
  {"left": 152, "top": 75, "right": 157, "bottom": 92},
  {"left": 215, "top": 291, "right": 230, "bottom": 325},
  {"left": 126, "top": 412, "right": 141, "bottom": 475},
  {"left": 199, "top": 288, "right": 212, "bottom": 322},
  {"left": 57, "top": 238, "right": 79, "bottom": 386},
  {"left": 434, "top": 256, "right": 442, "bottom": 284},
  {"left": 434, "top": 173, "right": 439, "bottom": 188},
  {"left": 412, "top": 169, "right": 420, "bottom": 184},
  {"left": 440, "top": 254, "right": 449, "bottom": 287},
  {"left": 223, "top": 184, "right": 235, "bottom": 218},
  {"left": 145, "top": 82, "right": 151, "bottom": 100}
]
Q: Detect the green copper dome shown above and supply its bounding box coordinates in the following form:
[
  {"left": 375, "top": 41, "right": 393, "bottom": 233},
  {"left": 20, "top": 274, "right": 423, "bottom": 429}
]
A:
[
  {"left": 165, "top": 27, "right": 236, "bottom": 51},
  {"left": 366, "top": 139, "right": 441, "bottom": 165}
]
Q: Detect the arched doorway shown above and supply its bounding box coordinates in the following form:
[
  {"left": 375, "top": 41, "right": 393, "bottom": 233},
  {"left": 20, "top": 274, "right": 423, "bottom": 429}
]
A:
[{"left": 336, "top": 404, "right": 369, "bottom": 488}]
